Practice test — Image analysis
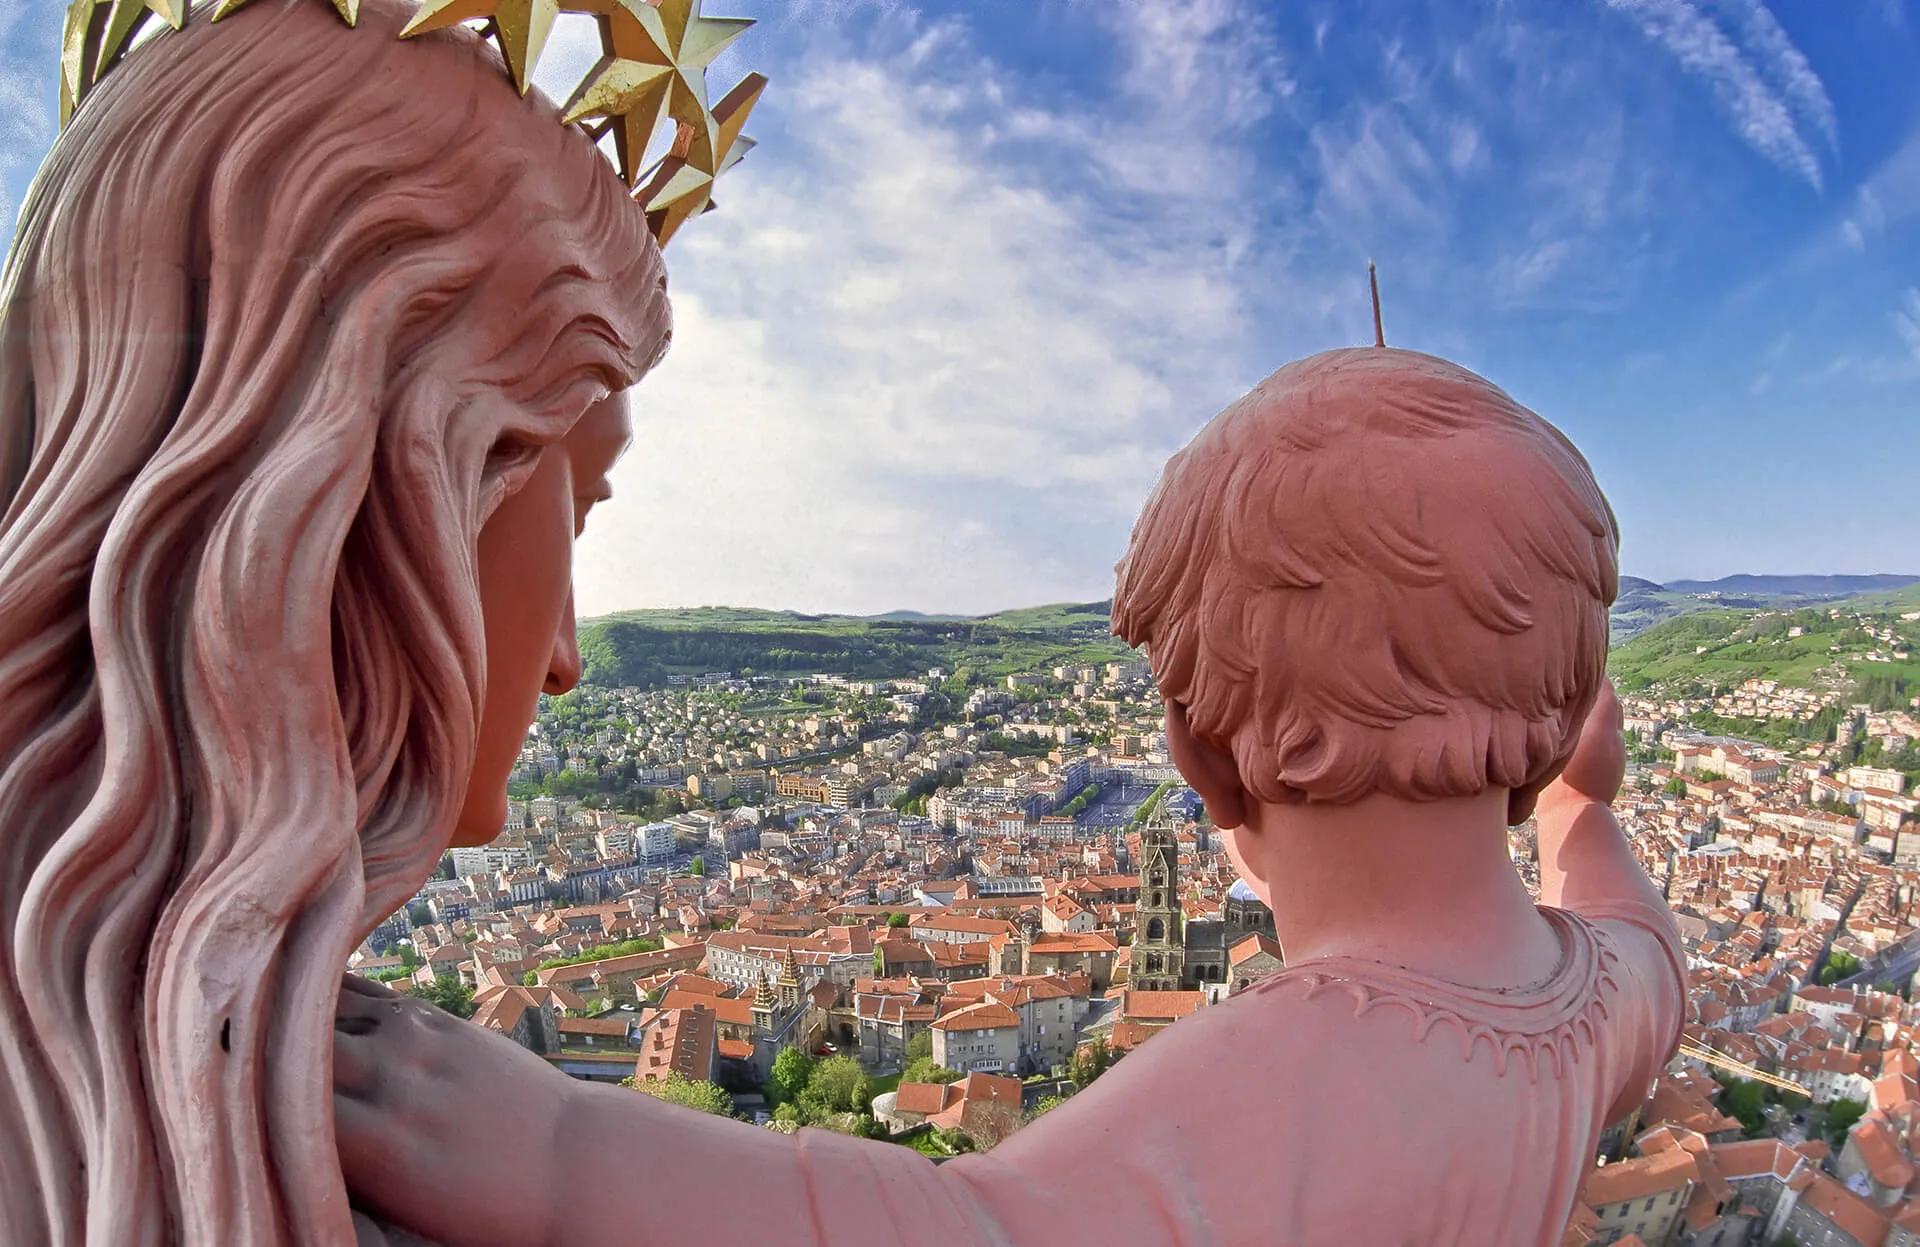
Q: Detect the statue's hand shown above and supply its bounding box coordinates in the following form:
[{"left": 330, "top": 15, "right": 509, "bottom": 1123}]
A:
[
  {"left": 335, "top": 975, "right": 568, "bottom": 1247},
  {"left": 1540, "top": 678, "right": 1626, "bottom": 809}
]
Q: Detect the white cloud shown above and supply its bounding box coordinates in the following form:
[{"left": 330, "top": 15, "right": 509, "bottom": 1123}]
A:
[
  {"left": 1895, "top": 289, "right": 1920, "bottom": 364},
  {"left": 1602, "top": 0, "right": 1827, "bottom": 190},
  {"left": 572, "top": 4, "right": 1285, "bottom": 616},
  {"left": 0, "top": 0, "right": 56, "bottom": 247},
  {"left": 1708, "top": 0, "right": 1838, "bottom": 149}
]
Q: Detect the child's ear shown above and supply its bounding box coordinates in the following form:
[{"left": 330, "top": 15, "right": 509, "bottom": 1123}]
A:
[{"left": 1164, "top": 701, "right": 1249, "bottom": 830}]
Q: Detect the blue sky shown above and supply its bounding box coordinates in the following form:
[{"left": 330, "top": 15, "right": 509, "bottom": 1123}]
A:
[{"left": 2, "top": 0, "right": 1916, "bottom": 616}]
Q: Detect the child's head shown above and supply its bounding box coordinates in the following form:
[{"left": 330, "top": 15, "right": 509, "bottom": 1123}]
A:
[{"left": 1113, "top": 348, "right": 1617, "bottom": 822}]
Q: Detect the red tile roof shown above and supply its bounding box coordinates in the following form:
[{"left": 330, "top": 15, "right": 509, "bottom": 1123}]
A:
[
  {"left": 931, "top": 1000, "right": 1020, "bottom": 1031},
  {"left": 1582, "top": 1150, "right": 1697, "bottom": 1209},
  {"left": 894, "top": 1081, "right": 960, "bottom": 1116},
  {"left": 635, "top": 1005, "right": 716, "bottom": 1083},
  {"left": 1119, "top": 989, "right": 1208, "bottom": 1022}
]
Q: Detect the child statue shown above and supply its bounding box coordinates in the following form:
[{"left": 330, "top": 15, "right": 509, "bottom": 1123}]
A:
[{"left": 333, "top": 347, "right": 1685, "bottom": 1246}]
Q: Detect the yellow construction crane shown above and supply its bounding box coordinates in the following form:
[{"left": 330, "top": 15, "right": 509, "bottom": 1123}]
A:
[{"left": 1677, "top": 1040, "right": 1811, "bottom": 1098}]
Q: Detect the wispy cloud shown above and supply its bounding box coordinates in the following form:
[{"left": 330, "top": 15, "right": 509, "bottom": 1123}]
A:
[
  {"left": 570, "top": 2, "right": 1286, "bottom": 615},
  {"left": 1602, "top": 0, "right": 1829, "bottom": 190},
  {"left": 1709, "top": 0, "right": 1838, "bottom": 150},
  {"left": 1895, "top": 288, "right": 1920, "bottom": 363},
  {"left": 0, "top": 0, "right": 56, "bottom": 248}
]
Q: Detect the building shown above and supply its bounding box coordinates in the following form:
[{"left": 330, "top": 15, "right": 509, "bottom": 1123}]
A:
[
  {"left": 1128, "top": 818, "right": 1275, "bottom": 992},
  {"left": 638, "top": 821, "right": 676, "bottom": 862},
  {"left": 911, "top": 913, "right": 1017, "bottom": 946},
  {"left": 1227, "top": 932, "right": 1286, "bottom": 994},
  {"left": 941, "top": 973, "right": 1091, "bottom": 1074},
  {"left": 1580, "top": 1149, "right": 1697, "bottom": 1246},
  {"left": 1182, "top": 879, "right": 1277, "bottom": 989},
  {"left": 534, "top": 942, "right": 707, "bottom": 1002},
  {"left": 1131, "top": 813, "right": 1185, "bottom": 991},
  {"left": 469, "top": 985, "right": 563, "bottom": 1055},
  {"left": 854, "top": 987, "right": 940, "bottom": 1071},
  {"left": 874, "top": 1072, "right": 1025, "bottom": 1140},
  {"left": 633, "top": 1004, "right": 718, "bottom": 1085},
  {"left": 930, "top": 998, "right": 1021, "bottom": 1074},
  {"left": 746, "top": 946, "right": 827, "bottom": 1081}
]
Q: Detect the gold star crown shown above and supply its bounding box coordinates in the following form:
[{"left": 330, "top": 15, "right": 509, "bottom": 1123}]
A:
[{"left": 59, "top": 0, "right": 766, "bottom": 246}]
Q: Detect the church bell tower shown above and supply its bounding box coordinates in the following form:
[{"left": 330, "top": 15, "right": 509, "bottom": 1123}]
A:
[{"left": 1131, "top": 811, "right": 1184, "bottom": 991}]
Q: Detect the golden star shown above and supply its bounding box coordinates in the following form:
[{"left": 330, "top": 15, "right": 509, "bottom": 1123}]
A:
[
  {"left": 211, "top": 0, "right": 359, "bottom": 26},
  {"left": 635, "top": 157, "right": 714, "bottom": 247},
  {"left": 59, "top": 0, "right": 188, "bottom": 126},
  {"left": 700, "top": 68, "right": 764, "bottom": 178},
  {"left": 631, "top": 74, "right": 759, "bottom": 246},
  {"left": 560, "top": 4, "right": 678, "bottom": 188},
  {"left": 563, "top": 0, "right": 752, "bottom": 185},
  {"left": 400, "top": 0, "right": 564, "bottom": 96}
]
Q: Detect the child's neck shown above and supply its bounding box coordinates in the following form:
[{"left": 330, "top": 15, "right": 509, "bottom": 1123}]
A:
[{"left": 1246, "top": 787, "right": 1561, "bottom": 991}]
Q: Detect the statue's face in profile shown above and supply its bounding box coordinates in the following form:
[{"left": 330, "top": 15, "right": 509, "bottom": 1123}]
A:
[{"left": 451, "top": 393, "right": 633, "bottom": 847}]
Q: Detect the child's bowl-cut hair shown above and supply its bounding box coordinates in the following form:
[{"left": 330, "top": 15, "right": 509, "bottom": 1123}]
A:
[{"left": 1113, "top": 348, "right": 1618, "bottom": 816}]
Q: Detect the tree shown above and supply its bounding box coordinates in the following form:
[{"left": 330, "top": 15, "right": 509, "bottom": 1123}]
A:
[
  {"left": 1714, "top": 1074, "right": 1771, "bottom": 1137},
  {"left": 403, "top": 975, "right": 475, "bottom": 1020},
  {"left": 522, "top": 970, "right": 539, "bottom": 987},
  {"left": 1069, "top": 1041, "right": 1110, "bottom": 1090},
  {"left": 961, "top": 1099, "right": 1025, "bottom": 1151},
  {"left": 1820, "top": 949, "right": 1863, "bottom": 986},
  {"left": 623, "top": 1072, "right": 734, "bottom": 1117},
  {"left": 804, "top": 1054, "right": 870, "bottom": 1116},
  {"left": 1026, "top": 1095, "right": 1068, "bottom": 1124},
  {"left": 905, "top": 1031, "right": 933, "bottom": 1063},
  {"left": 888, "top": 912, "right": 912, "bottom": 929},
  {"left": 1827, "top": 1097, "right": 1868, "bottom": 1143},
  {"left": 768, "top": 1047, "right": 816, "bottom": 1106},
  {"left": 904, "top": 1056, "right": 961, "bottom": 1086},
  {"left": 933, "top": 1127, "right": 976, "bottom": 1155},
  {"left": 1663, "top": 777, "right": 1689, "bottom": 796},
  {"left": 688, "top": 855, "right": 706, "bottom": 876}
]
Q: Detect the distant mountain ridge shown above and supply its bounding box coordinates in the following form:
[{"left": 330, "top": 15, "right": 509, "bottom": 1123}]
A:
[
  {"left": 1609, "top": 574, "right": 1920, "bottom": 642},
  {"left": 1660, "top": 574, "right": 1920, "bottom": 597},
  {"left": 572, "top": 578, "right": 1920, "bottom": 688}
]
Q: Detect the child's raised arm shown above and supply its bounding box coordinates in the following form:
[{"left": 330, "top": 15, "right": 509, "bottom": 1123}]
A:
[{"left": 1534, "top": 680, "right": 1667, "bottom": 920}]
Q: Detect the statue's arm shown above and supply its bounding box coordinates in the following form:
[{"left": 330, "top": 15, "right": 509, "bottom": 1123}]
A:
[
  {"left": 1533, "top": 681, "right": 1686, "bottom": 1115},
  {"left": 553, "top": 1084, "right": 1003, "bottom": 1247},
  {"left": 1534, "top": 680, "right": 1667, "bottom": 922}
]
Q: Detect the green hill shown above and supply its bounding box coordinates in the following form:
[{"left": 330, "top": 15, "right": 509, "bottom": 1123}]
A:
[
  {"left": 1608, "top": 598, "right": 1919, "bottom": 702},
  {"left": 577, "top": 582, "right": 1920, "bottom": 697},
  {"left": 576, "top": 602, "right": 1135, "bottom": 689}
]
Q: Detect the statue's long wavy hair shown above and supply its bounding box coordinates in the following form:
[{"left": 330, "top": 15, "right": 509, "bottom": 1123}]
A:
[{"left": 0, "top": 1, "right": 669, "bottom": 1242}]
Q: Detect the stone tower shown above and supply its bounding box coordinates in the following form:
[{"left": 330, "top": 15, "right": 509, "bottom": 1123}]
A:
[
  {"left": 1131, "top": 811, "right": 1184, "bottom": 991},
  {"left": 751, "top": 972, "right": 777, "bottom": 1035},
  {"left": 777, "top": 943, "right": 802, "bottom": 1011}
]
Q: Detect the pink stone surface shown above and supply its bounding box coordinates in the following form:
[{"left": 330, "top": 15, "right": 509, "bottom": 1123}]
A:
[
  {"left": 0, "top": 0, "right": 666, "bottom": 1242},
  {"left": 0, "top": 0, "right": 1685, "bottom": 1239}
]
